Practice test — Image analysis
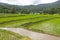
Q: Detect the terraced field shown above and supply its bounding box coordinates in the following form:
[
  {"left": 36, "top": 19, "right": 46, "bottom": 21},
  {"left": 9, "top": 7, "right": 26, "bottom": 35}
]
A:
[
  {"left": 21, "top": 17, "right": 60, "bottom": 36},
  {"left": 0, "top": 14, "right": 60, "bottom": 36},
  {"left": 0, "top": 14, "right": 54, "bottom": 27},
  {"left": 0, "top": 29, "right": 31, "bottom": 40}
]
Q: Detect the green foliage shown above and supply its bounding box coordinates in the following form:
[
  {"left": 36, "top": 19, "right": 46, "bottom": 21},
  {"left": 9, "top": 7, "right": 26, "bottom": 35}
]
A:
[{"left": 0, "top": 0, "right": 60, "bottom": 14}]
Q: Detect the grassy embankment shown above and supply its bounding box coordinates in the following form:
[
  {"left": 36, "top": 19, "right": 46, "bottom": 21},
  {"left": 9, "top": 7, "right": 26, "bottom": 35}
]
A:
[{"left": 0, "top": 29, "right": 31, "bottom": 40}]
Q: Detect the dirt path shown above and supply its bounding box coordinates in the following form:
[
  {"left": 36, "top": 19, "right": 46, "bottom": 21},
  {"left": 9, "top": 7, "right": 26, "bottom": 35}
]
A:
[{"left": 0, "top": 28, "right": 60, "bottom": 40}]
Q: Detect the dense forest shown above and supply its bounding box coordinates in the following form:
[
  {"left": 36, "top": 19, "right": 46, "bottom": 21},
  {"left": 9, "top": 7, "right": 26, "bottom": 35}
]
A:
[{"left": 0, "top": 0, "right": 60, "bottom": 14}]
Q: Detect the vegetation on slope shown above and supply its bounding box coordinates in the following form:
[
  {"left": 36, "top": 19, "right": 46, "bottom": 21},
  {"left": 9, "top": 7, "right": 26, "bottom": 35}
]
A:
[{"left": 0, "top": 0, "right": 60, "bottom": 14}]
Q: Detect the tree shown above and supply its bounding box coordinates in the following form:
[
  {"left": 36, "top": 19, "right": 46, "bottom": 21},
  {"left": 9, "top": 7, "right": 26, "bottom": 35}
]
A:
[{"left": 11, "top": 7, "right": 17, "bottom": 13}]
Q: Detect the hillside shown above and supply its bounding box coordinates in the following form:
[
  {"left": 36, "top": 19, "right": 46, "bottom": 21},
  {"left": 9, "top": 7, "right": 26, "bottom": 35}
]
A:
[{"left": 0, "top": 0, "right": 60, "bottom": 14}]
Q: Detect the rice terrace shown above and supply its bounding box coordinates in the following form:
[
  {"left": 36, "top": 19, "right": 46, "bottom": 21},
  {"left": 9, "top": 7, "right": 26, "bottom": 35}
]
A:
[
  {"left": 0, "top": 14, "right": 60, "bottom": 40},
  {"left": 0, "top": 0, "right": 60, "bottom": 40}
]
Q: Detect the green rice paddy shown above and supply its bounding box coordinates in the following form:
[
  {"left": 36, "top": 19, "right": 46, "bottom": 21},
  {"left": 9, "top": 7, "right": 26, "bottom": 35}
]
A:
[{"left": 0, "top": 14, "right": 60, "bottom": 36}]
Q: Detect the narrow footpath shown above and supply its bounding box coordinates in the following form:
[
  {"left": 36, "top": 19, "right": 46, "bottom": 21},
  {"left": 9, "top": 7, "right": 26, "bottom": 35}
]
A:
[{"left": 0, "top": 28, "right": 60, "bottom": 40}]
